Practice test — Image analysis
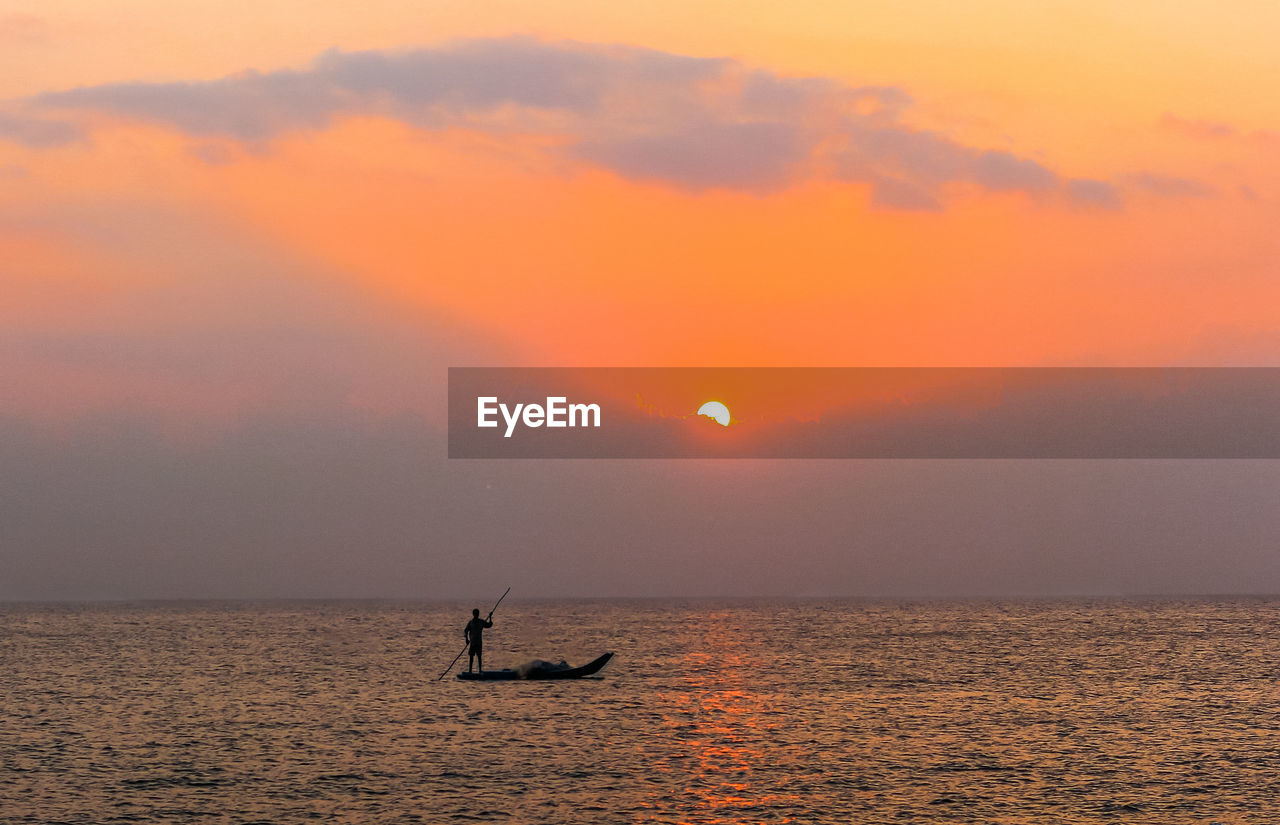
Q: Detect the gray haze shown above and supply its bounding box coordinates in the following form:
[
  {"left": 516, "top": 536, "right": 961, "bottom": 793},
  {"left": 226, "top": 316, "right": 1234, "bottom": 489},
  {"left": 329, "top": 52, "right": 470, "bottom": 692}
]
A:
[{"left": 3, "top": 412, "right": 1278, "bottom": 600}]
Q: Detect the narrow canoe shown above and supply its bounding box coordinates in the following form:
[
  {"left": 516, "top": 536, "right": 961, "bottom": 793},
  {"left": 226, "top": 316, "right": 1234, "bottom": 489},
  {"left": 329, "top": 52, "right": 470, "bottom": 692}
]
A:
[{"left": 457, "top": 652, "right": 614, "bottom": 681}]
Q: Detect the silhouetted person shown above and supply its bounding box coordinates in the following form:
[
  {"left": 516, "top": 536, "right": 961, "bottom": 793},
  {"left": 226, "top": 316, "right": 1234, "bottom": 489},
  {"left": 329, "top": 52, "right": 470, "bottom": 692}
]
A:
[{"left": 464, "top": 608, "right": 493, "bottom": 673}]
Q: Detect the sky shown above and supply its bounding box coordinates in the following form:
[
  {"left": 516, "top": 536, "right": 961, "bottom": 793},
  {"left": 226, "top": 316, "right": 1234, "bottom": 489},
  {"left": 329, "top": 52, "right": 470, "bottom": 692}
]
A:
[{"left": 2, "top": 1, "right": 1278, "bottom": 599}]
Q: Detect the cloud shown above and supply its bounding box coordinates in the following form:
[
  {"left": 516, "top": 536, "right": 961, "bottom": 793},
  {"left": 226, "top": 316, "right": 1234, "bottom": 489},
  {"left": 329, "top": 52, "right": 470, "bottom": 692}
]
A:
[
  {"left": 38, "top": 39, "right": 724, "bottom": 140},
  {"left": 0, "top": 110, "right": 81, "bottom": 147},
  {"left": 837, "top": 127, "right": 969, "bottom": 187},
  {"left": 1161, "top": 113, "right": 1280, "bottom": 147},
  {"left": 574, "top": 119, "right": 806, "bottom": 191},
  {"left": 869, "top": 176, "right": 942, "bottom": 211},
  {"left": 1126, "top": 172, "right": 1216, "bottom": 198},
  {"left": 1066, "top": 178, "right": 1121, "bottom": 209},
  {"left": 837, "top": 128, "right": 1101, "bottom": 207},
  {"left": 33, "top": 37, "right": 1125, "bottom": 208},
  {"left": 973, "top": 150, "right": 1056, "bottom": 192},
  {"left": 1160, "top": 113, "right": 1237, "bottom": 140}
]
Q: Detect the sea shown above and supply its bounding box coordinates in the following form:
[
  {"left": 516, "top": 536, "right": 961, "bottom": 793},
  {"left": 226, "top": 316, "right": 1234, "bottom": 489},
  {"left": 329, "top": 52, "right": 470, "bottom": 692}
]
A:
[{"left": 3, "top": 598, "right": 1278, "bottom": 824}]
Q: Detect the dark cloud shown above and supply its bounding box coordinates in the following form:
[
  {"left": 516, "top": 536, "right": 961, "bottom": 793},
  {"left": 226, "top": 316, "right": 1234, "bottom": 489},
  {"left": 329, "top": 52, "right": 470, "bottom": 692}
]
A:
[
  {"left": 0, "top": 110, "right": 80, "bottom": 147},
  {"left": 838, "top": 127, "right": 970, "bottom": 188},
  {"left": 738, "top": 70, "right": 839, "bottom": 118},
  {"left": 838, "top": 129, "right": 1091, "bottom": 208},
  {"left": 575, "top": 119, "right": 806, "bottom": 191},
  {"left": 314, "top": 38, "right": 724, "bottom": 114},
  {"left": 38, "top": 38, "right": 723, "bottom": 140},
  {"left": 1066, "top": 178, "right": 1121, "bottom": 209},
  {"left": 40, "top": 69, "right": 342, "bottom": 141},
  {"left": 973, "top": 150, "right": 1056, "bottom": 192},
  {"left": 31, "top": 37, "right": 1129, "bottom": 208}
]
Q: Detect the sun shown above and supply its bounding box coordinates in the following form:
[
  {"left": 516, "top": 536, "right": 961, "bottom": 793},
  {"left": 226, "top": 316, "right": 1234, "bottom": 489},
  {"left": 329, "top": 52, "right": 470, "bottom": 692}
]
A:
[{"left": 697, "top": 401, "right": 731, "bottom": 427}]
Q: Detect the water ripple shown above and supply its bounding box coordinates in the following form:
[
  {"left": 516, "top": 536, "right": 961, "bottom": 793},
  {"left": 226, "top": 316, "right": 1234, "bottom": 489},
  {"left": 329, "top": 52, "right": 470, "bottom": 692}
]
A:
[{"left": 3, "top": 598, "right": 1279, "bottom": 823}]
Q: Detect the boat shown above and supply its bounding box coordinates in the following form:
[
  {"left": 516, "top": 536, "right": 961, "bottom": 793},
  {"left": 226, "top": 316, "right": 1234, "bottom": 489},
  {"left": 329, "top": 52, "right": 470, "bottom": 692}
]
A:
[{"left": 456, "top": 652, "right": 614, "bottom": 681}]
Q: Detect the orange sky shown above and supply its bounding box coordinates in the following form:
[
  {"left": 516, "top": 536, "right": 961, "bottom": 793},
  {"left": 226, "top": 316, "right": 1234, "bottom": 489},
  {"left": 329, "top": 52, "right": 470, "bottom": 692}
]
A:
[{"left": 3, "top": 1, "right": 1278, "bottom": 425}]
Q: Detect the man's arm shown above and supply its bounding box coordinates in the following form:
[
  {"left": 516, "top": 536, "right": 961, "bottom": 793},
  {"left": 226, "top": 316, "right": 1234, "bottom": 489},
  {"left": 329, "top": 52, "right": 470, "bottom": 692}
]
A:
[{"left": 484, "top": 619, "right": 493, "bottom": 628}]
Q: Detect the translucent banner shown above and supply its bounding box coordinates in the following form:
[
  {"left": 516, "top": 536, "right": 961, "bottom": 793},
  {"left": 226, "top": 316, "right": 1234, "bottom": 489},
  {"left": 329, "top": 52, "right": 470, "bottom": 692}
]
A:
[{"left": 448, "top": 368, "right": 1280, "bottom": 458}]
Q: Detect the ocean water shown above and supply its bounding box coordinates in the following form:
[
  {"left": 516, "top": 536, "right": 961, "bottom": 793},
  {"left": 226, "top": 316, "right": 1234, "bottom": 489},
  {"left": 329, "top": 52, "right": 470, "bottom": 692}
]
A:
[{"left": 3, "top": 598, "right": 1279, "bottom": 824}]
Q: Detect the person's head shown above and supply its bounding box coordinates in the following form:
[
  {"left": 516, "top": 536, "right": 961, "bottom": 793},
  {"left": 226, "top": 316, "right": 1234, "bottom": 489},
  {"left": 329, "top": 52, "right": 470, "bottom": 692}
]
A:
[{"left": 472, "top": 609, "right": 480, "bottom": 618}]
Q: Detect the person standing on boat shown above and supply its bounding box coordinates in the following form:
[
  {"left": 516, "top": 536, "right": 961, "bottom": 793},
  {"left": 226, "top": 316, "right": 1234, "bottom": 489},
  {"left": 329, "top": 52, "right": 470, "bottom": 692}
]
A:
[{"left": 464, "top": 608, "right": 493, "bottom": 673}]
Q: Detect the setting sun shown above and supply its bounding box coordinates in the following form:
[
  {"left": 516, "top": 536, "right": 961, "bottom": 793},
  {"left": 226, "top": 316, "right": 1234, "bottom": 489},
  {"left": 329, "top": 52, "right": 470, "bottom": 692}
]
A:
[{"left": 697, "top": 401, "right": 732, "bottom": 426}]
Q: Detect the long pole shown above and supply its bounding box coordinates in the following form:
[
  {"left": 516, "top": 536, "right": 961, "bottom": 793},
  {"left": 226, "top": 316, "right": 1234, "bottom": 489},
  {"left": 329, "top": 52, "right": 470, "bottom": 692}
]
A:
[{"left": 437, "top": 586, "right": 510, "bottom": 680}]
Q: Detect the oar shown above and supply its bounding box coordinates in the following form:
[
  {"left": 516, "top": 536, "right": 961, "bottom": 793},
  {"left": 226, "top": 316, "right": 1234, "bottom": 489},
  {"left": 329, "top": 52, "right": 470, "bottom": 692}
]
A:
[{"left": 437, "top": 586, "right": 510, "bottom": 680}]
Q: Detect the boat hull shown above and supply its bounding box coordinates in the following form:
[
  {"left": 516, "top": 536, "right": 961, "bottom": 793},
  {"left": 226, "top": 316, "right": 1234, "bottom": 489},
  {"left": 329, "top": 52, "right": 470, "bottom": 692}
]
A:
[{"left": 457, "top": 652, "right": 614, "bottom": 681}]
